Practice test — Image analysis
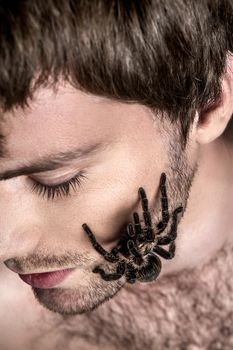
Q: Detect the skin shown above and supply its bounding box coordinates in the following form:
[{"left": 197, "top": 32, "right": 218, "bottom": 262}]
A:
[{"left": 0, "top": 55, "right": 233, "bottom": 349}]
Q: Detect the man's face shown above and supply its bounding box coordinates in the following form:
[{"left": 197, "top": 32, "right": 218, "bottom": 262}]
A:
[{"left": 1, "top": 82, "right": 199, "bottom": 315}]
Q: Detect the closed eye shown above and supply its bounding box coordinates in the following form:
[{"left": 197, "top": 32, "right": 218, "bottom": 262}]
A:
[{"left": 29, "top": 171, "right": 87, "bottom": 201}]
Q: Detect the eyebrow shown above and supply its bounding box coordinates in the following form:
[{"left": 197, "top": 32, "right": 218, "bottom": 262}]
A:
[{"left": 0, "top": 142, "right": 107, "bottom": 181}]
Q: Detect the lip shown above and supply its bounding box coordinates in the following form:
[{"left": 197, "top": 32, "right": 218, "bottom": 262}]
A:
[{"left": 18, "top": 268, "right": 76, "bottom": 288}]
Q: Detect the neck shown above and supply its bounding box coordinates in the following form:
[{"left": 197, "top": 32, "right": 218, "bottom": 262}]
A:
[{"left": 160, "top": 132, "right": 233, "bottom": 277}]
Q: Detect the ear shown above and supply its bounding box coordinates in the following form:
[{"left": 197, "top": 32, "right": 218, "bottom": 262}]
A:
[{"left": 195, "top": 52, "right": 233, "bottom": 145}]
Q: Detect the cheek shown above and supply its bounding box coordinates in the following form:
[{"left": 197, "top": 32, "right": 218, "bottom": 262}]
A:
[
  {"left": 40, "top": 137, "right": 167, "bottom": 251},
  {"left": 75, "top": 146, "right": 165, "bottom": 246}
]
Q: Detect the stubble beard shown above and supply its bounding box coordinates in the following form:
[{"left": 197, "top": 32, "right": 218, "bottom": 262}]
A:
[
  {"left": 32, "top": 126, "right": 199, "bottom": 316},
  {"left": 32, "top": 270, "right": 125, "bottom": 316}
]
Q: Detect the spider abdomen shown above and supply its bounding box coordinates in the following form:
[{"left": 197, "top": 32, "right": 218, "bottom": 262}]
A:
[{"left": 136, "top": 253, "right": 162, "bottom": 282}]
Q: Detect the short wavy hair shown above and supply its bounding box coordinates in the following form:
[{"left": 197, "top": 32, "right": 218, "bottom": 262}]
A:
[{"left": 0, "top": 0, "right": 232, "bottom": 147}]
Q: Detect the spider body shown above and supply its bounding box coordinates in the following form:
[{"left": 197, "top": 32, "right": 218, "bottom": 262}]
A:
[
  {"left": 82, "top": 172, "right": 183, "bottom": 284},
  {"left": 93, "top": 251, "right": 162, "bottom": 284}
]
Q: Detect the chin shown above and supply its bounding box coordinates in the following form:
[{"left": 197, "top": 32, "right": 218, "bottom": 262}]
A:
[{"left": 32, "top": 277, "right": 124, "bottom": 315}]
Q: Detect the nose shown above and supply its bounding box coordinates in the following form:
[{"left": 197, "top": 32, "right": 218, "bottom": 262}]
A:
[
  {"left": 0, "top": 227, "right": 40, "bottom": 263},
  {"left": 0, "top": 179, "right": 41, "bottom": 263}
]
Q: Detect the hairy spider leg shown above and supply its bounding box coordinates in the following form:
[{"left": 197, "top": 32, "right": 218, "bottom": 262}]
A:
[
  {"left": 93, "top": 260, "right": 126, "bottom": 281},
  {"left": 133, "top": 212, "right": 147, "bottom": 243},
  {"left": 137, "top": 172, "right": 170, "bottom": 242},
  {"left": 127, "top": 222, "right": 136, "bottom": 238},
  {"left": 157, "top": 206, "right": 183, "bottom": 245},
  {"left": 156, "top": 172, "right": 170, "bottom": 234},
  {"left": 153, "top": 206, "right": 183, "bottom": 259},
  {"left": 127, "top": 239, "right": 144, "bottom": 265},
  {"left": 119, "top": 223, "right": 144, "bottom": 264},
  {"left": 153, "top": 241, "right": 176, "bottom": 259},
  {"left": 125, "top": 262, "right": 137, "bottom": 284},
  {"left": 82, "top": 223, "right": 119, "bottom": 263},
  {"left": 138, "top": 187, "right": 154, "bottom": 242}
]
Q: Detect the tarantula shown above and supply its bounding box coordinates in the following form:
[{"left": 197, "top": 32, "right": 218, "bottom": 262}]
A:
[{"left": 82, "top": 172, "right": 183, "bottom": 284}]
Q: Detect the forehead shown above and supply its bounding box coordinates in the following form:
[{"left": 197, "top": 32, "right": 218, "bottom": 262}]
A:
[
  {"left": 0, "top": 82, "right": 160, "bottom": 173},
  {"left": 0, "top": 83, "right": 122, "bottom": 162}
]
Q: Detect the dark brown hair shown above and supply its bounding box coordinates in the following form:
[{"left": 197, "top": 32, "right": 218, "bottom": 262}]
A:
[{"left": 0, "top": 0, "right": 232, "bottom": 147}]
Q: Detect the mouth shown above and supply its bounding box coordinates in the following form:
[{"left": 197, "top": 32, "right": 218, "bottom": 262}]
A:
[{"left": 18, "top": 267, "right": 76, "bottom": 288}]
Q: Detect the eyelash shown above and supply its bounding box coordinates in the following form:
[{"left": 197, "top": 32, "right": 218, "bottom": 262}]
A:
[{"left": 29, "top": 172, "right": 87, "bottom": 201}]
